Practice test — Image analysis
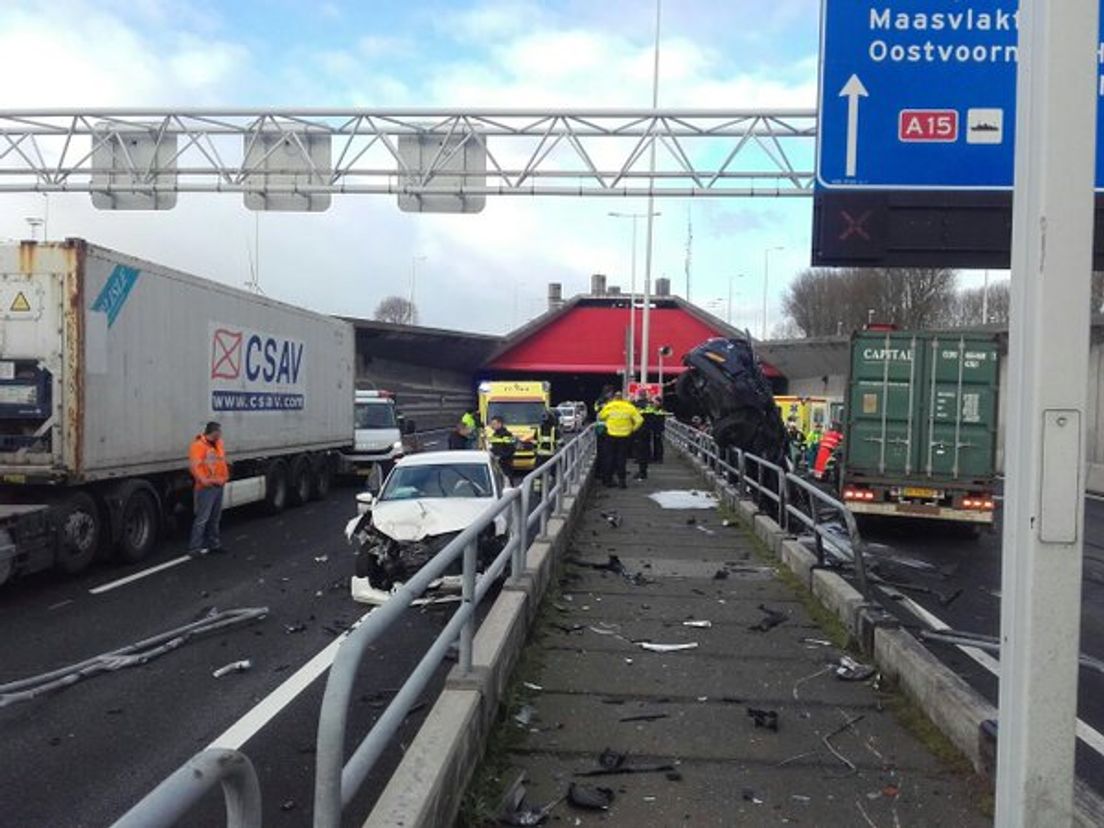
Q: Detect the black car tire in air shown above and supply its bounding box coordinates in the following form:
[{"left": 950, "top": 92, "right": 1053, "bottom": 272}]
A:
[{"left": 55, "top": 491, "right": 102, "bottom": 575}]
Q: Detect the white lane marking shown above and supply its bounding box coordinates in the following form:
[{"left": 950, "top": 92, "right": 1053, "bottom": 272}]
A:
[
  {"left": 89, "top": 556, "right": 190, "bottom": 594},
  {"left": 207, "top": 607, "right": 373, "bottom": 750},
  {"left": 898, "top": 595, "right": 1104, "bottom": 758}
]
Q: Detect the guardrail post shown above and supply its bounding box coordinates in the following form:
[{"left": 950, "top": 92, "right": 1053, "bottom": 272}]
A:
[
  {"left": 738, "top": 451, "right": 747, "bottom": 497},
  {"left": 510, "top": 492, "right": 525, "bottom": 577},
  {"left": 553, "top": 457, "right": 565, "bottom": 517},
  {"left": 459, "top": 539, "right": 477, "bottom": 674},
  {"left": 538, "top": 469, "right": 550, "bottom": 540}
]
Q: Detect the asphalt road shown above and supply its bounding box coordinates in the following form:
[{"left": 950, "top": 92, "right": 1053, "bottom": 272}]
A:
[
  {"left": 852, "top": 497, "right": 1104, "bottom": 797},
  {"left": 0, "top": 485, "right": 456, "bottom": 827}
]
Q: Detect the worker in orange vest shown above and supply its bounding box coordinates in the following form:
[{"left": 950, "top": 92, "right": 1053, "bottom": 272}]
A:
[
  {"left": 811, "top": 422, "right": 844, "bottom": 482},
  {"left": 188, "top": 421, "right": 230, "bottom": 557}
]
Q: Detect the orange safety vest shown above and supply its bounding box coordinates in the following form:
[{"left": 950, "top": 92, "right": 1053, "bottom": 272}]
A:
[
  {"left": 189, "top": 435, "right": 229, "bottom": 489},
  {"left": 813, "top": 430, "right": 843, "bottom": 477}
]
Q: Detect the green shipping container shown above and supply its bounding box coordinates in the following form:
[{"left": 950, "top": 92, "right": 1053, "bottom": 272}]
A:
[{"left": 844, "top": 331, "right": 999, "bottom": 486}]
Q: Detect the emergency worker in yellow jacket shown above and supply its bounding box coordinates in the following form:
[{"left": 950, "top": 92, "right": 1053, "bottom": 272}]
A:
[{"left": 597, "top": 392, "right": 644, "bottom": 489}]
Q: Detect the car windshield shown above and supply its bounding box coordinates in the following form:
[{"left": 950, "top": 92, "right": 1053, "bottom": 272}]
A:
[
  {"left": 556, "top": 405, "right": 575, "bottom": 415},
  {"left": 355, "top": 402, "right": 397, "bottom": 429},
  {"left": 487, "top": 401, "right": 547, "bottom": 425},
  {"left": 379, "top": 463, "right": 493, "bottom": 501}
]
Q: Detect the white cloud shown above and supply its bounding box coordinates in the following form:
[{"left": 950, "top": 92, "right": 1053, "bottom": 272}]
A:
[{"left": 0, "top": 1, "right": 818, "bottom": 334}]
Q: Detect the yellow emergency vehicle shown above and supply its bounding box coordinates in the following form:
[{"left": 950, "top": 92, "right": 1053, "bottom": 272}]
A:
[
  {"left": 477, "top": 380, "right": 551, "bottom": 471},
  {"left": 774, "top": 395, "right": 834, "bottom": 432}
]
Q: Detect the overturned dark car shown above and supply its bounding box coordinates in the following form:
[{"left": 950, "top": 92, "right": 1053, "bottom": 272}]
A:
[
  {"left": 344, "top": 451, "right": 510, "bottom": 606},
  {"left": 672, "top": 337, "right": 787, "bottom": 466}
]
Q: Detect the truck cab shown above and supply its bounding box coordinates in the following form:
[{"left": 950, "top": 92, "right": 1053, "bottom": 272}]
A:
[{"left": 344, "top": 390, "right": 407, "bottom": 477}]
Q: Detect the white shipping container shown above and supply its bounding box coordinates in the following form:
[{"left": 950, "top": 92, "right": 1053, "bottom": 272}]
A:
[{"left": 0, "top": 240, "right": 353, "bottom": 483}]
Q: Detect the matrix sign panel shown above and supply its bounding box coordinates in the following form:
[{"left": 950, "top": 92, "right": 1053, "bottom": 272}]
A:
[{"left": 817, "top": 2, "right": 1104, "bottom": 190}]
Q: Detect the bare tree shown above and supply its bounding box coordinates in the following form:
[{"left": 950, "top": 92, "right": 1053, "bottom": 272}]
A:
[
  {"left": 374, "top": 295, "right": 419, "bottom": 325},
  {"left": 949, "top": 281, "right": 1011, "bottom": 326},
  {"left": 782, "top": 267, "right": 958, "bottom": 337}
]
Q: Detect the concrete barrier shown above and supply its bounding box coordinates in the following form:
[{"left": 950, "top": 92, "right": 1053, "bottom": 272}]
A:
[{"left": 364, "top": 476, "right": 593, "bottom": 828}]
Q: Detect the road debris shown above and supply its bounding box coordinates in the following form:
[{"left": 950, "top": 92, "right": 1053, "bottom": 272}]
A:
[
  {"left": 211, "top": 659, "right": 252, "bottom": 678},
  {"left": 567, "top": 783, "right": 614, "bottom": 810},
  {"left": 749, "top": 604, "right": 787, "bottom": 632},
  {"left": 835, "top": 656, "right": 876, "bottom": 682},
  {"left": 598, "top": 748, "right": 625, "bottom": 770},
  {"left": 497, "top": 771, "right": 561, "bottom": 826},
  {"left": 713, "top": 569, "right": 729, "bottom": 580},
  {"left": 313, "top": 554, "right": 328, "bottom": 563},
  {"left": 600, "top": 511, "right": 623, "bottom": 528},
  {"left": 639, "top": 642, "right": 699, "bottom": 653},
  {"left": 823, "top": 713, "right": 865, "bottom": 778},
  {"left": 523, "top": 681, "right": 544, "bottom": 692},
  {"left": 747, "top": 707, "right": 779, "bottom": 731},
  {"left": 801, "top": 637, "right": 833, "bottom": 647},
  {"left": 619, "top": 712, "right": 670, "bottom": 723},
  {"left": 792, "top": 666, "right": 834, "bottom": 700},
  {"left": 682, "top": 620, "right": 712, "bottom": 628},
  {"left": 742, "top": 788, "right": 764, "bottom": 805},
  {"left": 696, "top": 525, "right": 717, "bottom": 536},
  {"left": 284, "top": 622, "right": 307, "bottom": 634},
  {"left": 280, "top": 800, "right": 297, "bottom": 812},
  {"left": 0, "top": 607, "right": 268, "bottom": 708},
  {"left": 514, "top": 705, "right": 536, "bottom": 727},
  {"left": 648, "top": 490, "right": 719, "bottom": 510}
]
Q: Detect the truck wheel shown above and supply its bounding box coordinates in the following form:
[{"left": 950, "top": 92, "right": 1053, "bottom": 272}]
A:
[
  {"left": 289, "top": 455, "right": 312, "bottom": 507},
  {"left": 116, "top": 488, "right": 160, "bottom": 563},
  {"left": 312, "top": 456, "right": 333, "bottom": 500},
  {"left": 55, "top": 492, "right": 101, "bottom": 575},
  {"left": 265, "top": 461, "right": 290, "bottom": 514}
]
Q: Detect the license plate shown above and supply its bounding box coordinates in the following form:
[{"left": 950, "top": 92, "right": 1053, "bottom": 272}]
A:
[{"left": 903, "top": 487, "right": 940, "bottom": 499}]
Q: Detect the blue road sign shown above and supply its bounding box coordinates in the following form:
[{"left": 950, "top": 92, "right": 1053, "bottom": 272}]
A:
[{"left": 817, "top": 1, "right": 1104, "bottom": 190}]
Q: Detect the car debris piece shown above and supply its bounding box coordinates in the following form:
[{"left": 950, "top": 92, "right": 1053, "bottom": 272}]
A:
[
  {"left": 567, "top": 783, "right": 614, "bottom": 811},
  {"left": 823, "top": 714, "right": 865, "bottom": 778},
  {"left": 280, "top": 800, "right": 297, "bottom": 812},
  {"left": 749, "top": 604, "right": 787, "bottom": 632},
  {"left": 598, "top": 748, "right": 626, "bottom": 770},
  {"left": 648, "top": 490, "right": 719, "bottom": 510},
  {"left": 801, "top": 637, "right": 833, "bottom": 647},
  {"left": 497, "top": 771, "right": 562, "bottom": 826},
  {"left": 600, "top": 511, "right": 623, "bottom": 528},
  {"left": 747, "top": 707, "right": 779, "bottom": 731},
  {"left": 314, "top": 555, "right": 328, "bottom": 563},
  {"left": 666, "top": 771, "right": 683, "bottom": 782},
  {"left": 514, "top": 705, "right": 536, "bottom": 727},
  {"left": 576, "top": 762, "right": 675, "bottom": 778},
  {"left": 682, "top": 620, "right": 712, "bottom": 628},
  {"left": 742, "top": 788, "right": 764, "bottom": 805},
  {"left": 713, "top": 569, "right": 729, "bottom": 580},
  {"left": 619, "top": 712, "right": 670, "bottom": 723},
  {"left": 212, "top": 659, "right": 252, "bottom": 678},
  {"left": 835, "top": 656, "right": 876, "bottom": 682},
  {"left": 639, "top": 642, "right": 699, "bottom": 653},
  {"left": 568, "top": 554, "right": 628, "bottom": 577},
  {"left": 523, "top": 681, "right": 544, "bottom": 692}
]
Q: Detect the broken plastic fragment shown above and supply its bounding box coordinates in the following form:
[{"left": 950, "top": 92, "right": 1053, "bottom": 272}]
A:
[
  {"left": 749, "top": 604, "right": 787, "bottom": 633},
  {"left": 639, "top": 642, "right": 699, "bottom": 653},
  {"left": 600, "top": 511, "right": 623, "bottom": 528},
  {"left": 567, "top": 783, "right": 614, "bottom": 810},
  {"left": 314, "top": 555, "right": 328, "bottom": 563},
  {"left": 598, "top": 748, "right": 626, "bottom": 770},
  {"left": 514, "top": 704, "right": 536, "bottom": 727},
  {"left": 212, "top": 659, "right": 252, "bottom": 678},
  {"left": 747, "top": 707, "right": 779, "bottom": 731},
  {"left": 523, "top": 681, "right": 543, "bottom": 692},
  {"left": 682, "top": 620, "right": 712, "bottom": 628},
  {"left": 835, "top": 656, "right": 876, "bottom": 682},
  {"left": 742, "top": 788, "right": 763, "bottom": 805}
]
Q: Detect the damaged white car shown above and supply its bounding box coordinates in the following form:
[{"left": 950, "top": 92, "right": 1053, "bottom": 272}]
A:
[{"left": 344, "top": 451, "right": 511, "bottom": 606}]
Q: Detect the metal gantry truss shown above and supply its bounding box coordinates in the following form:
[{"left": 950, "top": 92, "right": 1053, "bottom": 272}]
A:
[{"left": 0, "top": 108, "right": 816, "bottom": 210}]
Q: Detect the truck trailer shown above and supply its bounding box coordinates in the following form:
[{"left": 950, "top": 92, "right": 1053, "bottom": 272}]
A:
[
  {"left": 0, "top": 240, "right": 354, "bottom": 585},
  {"left": 838, "top": 330, "right": 999, "bottom": 526}
]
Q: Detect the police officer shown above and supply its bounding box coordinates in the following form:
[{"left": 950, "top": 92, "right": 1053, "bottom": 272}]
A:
[
  {"left": 536, "top": 408, "right": 559, "bottom": 465},
  {"left": 643, "top": 396, "right": 667, "bottom": 463},
  {"left": 598, "top": 391, "right": 643, "bottom": 488},
  {"left": 487, "top": 415, "right": 517, "bottom": 473},
  {"left": 633, "top": 393, "right": 652, "bottom": 481},
  {"left": 461, "top": 410, "right": 479, "bottom": 449}
]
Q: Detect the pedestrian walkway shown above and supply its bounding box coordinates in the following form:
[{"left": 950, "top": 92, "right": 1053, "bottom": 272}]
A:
[{"left": 475, "top": 455, "right": 989, "bottom": 826}]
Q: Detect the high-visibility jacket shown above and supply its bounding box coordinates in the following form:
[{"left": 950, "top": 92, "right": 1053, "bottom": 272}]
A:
[
  {"left": 812, "top": 430, "right": 843, "bottom": 478},
  {"left": 461, "top": 411, "right": 477, "bottom": 430},
  {"left": 598, "top": 399, "right": 643, "bottom": 438},
  {"left": 189, "top": 435, "right": 229, "bottom": 489},
  {"left": 487, "top": 427, "right": 517, "bottom": 462},
  {"left": 536, "top": 421, "right": 558, "bottom": 457}
]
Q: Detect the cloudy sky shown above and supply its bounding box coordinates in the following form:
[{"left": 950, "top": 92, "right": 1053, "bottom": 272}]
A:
[{"left": 0, "top": 0, "right": 965, "bottom": 335}]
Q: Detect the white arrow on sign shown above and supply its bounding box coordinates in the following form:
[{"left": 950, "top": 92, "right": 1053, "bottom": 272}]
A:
[{"left": 839, "top": 73, "right": 869, "bottom": 178}]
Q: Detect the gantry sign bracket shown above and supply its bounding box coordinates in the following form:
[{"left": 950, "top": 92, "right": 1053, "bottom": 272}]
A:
[{"left": 0, "top": 108, "right": 816, "bottom": 211}]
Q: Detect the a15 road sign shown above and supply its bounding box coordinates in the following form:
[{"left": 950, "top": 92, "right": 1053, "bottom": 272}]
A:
[{"left": 817, "top": 0, "right": 1104, "bottom": 189}]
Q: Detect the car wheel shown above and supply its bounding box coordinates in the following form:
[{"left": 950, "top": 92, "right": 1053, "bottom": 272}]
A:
[
  {"left": 265, "top": 460, "right": 290, "bottom": 514},
  {"left": 55, "top": 492, "right": 102, "bottom": 575},
  {"left": 115, "top": 488, "right": 160, "bottom": 563}
]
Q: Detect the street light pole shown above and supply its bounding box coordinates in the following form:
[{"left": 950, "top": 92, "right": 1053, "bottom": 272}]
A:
[
  {"left": 996, "top": 1, "right": 1097, "bottom": 825},
  {"left": 640, "top": 0, "right": 661, "bottom": 385},
  {"left": 762, "top": 247, "right": 783, "bottom": 339}
]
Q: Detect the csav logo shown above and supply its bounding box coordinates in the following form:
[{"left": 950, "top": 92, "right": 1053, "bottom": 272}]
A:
[{"left": 209, "top": 324, "right": 306, "bottom": 413}]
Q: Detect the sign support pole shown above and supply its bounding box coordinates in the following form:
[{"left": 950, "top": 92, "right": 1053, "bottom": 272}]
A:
[{"left": 997, "top": 2, "right": 1097, "bottom": 825}]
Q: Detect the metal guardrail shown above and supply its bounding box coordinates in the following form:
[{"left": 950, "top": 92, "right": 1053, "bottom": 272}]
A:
[
  {"left": 313, "top": 426, "right": 597, "bottom": 827},
  {"left": 667, "top": 419, "right": 868, "bottom": 591},
  {"left": 110, "top": 429, "right": 596, "bottom": 828},
  {"left": 112, "top": 749, "right": 261, "bottom": 828}
]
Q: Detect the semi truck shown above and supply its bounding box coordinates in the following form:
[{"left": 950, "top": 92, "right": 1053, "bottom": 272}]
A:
[
  {"left": 0, "top": 239, "right": 355, "bottom": 586},
  {"left": 838, "top": 329, "right": 999, "bottom": 526}
]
